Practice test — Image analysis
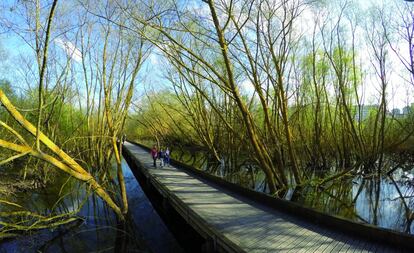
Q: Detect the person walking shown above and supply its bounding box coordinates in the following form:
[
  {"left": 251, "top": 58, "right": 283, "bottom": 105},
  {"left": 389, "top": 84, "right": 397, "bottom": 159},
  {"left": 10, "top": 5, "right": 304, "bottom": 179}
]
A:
[
  {"left": 165, "top": 147, "right": 170, "bottom": 166},
  {"left": 159, "top": 148, "right": 165, "bottom": 168},
  {"left": 151, "top": 145, "right": 158, "bottom": 167}
]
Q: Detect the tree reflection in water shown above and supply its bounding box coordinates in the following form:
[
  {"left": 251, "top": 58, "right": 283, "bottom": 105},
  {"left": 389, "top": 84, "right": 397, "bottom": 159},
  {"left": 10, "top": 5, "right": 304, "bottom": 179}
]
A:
[
  {"left": 287, "top": 168, "right": 414, "bottom": 234},
  {"left": 0, "top": 160, "right": 181, "bottom": 252}
]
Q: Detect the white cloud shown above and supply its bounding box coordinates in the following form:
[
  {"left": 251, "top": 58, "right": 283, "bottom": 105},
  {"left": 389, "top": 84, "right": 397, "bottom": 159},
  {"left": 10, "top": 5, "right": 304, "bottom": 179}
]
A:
[{"left": 54, "top": 38, "right": 82, "bottom": 63}]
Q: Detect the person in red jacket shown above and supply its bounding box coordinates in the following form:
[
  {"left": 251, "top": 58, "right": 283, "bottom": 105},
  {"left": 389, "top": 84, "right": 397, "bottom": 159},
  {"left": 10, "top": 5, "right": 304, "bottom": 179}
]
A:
[{"left": 150, "top": 145, "right": 158, "bottom": 167}]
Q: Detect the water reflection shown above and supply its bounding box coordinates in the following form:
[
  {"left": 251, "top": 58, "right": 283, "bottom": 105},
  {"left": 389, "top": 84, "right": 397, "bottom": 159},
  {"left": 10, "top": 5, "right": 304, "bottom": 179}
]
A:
[
  {"left": 289, "top": 168, "right": 414, "bottom": 234},
  {"left": 0, "top": 160, "right": 182, "bottom": 253}
]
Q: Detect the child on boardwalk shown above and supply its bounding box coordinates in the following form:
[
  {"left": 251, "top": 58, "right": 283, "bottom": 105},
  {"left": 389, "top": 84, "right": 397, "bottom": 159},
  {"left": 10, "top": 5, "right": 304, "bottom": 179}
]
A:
[
  {"left": 150, "top": 145, "right": 158, "bottom": 167},
  {"left": 158, "top": 148, "right": 165, "bottom": 168},
  {"left": 165, "top": 147, "right": 170, "bottom": 166}
]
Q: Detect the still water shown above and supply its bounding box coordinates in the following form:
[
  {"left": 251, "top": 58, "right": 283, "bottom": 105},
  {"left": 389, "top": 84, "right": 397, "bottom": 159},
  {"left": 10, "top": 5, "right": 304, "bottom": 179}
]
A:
[
  {"left": 0, "top": 160, "right": 182, "bottom": 253},
  {"left": 287, "top": 169, "right": 414, "bottom": 234}
]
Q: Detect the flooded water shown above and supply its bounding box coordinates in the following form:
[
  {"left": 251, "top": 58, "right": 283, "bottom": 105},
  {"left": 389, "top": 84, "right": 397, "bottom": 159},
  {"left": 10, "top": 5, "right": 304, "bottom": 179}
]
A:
[
  {"left": 286, "top": 168, "right": 414, "bottom": 234},
  {"left": 0, "top": 160, "right": 182, "bottom": 253}
]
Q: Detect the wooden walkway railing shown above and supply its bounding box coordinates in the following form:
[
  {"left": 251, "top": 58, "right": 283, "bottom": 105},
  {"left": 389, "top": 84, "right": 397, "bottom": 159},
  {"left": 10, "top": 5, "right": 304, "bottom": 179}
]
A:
[{"left": 123, "top": 141, "right": 410, "bottom": 252}]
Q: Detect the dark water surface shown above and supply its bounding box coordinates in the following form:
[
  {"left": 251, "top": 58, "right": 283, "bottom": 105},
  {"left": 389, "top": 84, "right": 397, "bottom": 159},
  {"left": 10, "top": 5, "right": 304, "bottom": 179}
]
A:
[
  {"left": 286, "top": 168, "right": 414, "bottom": 234},
  {"left": 0, "top": 160, "right": 182, "bottom": 253}
]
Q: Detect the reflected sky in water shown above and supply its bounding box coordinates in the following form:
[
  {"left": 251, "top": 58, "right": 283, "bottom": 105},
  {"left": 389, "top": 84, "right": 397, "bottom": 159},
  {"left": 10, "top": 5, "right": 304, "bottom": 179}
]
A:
[
  {"left": 290, "top": 168, "right": 414, "bottom": 234},
  {"left": 0, "top": 160, "right": 182, "bottom": 253}
]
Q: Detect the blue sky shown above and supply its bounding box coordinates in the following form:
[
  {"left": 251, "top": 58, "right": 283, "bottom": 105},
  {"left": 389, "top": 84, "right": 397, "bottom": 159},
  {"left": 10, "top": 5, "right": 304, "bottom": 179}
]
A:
[{"left": 1, "top": 0, "right": 414, "bottom": 109}]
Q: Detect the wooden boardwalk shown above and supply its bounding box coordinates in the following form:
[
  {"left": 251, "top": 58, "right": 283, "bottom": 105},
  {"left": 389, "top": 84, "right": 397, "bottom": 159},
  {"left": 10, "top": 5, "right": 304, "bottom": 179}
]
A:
[{"left": 123, "top": 142, "right": 402, "bottom": 252}]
